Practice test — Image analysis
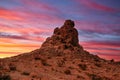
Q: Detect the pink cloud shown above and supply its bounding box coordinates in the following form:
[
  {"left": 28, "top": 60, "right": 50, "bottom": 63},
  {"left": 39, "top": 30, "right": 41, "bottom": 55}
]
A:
[
  {"left": 0, "top": 24, "right": 49, "bottom": 43},
  {"left": 76, "top": 20, "right": 120, "bottom": 35},
  {"left": 80, "top": 41, "right": 120, "bottom": 61},
  {"left": 0, "top": 6, "right": 62, "bottom": 26},
  {"left": 80, "top": 41, "right": 120, "bottom": 49},
  {"left": 0, "top": 23, "right": 51, "bottom": 34},
  {"left": 0, "top": 7, "right": 24, "bottom": 21},
  {"left": 20, "top": 0, "right": 61, "bottom": 13},
  {"left": 75, "top": 0, "right": 119, "bottom": 12},
  {"left": 0, "top": 38, "right": 16, "bottom": 43},
  {"left": 98, "top": 54, "right": 120, "bottom": 61},
  {"left": 0, "top": 32, "right": 45, "bottom": 42}
]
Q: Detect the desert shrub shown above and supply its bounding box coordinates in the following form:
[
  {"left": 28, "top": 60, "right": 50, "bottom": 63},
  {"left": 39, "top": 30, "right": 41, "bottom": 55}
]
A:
[
  {"left": 64, "top": 45, "right": 69, "bottom": 49},
  {"left": 94, "top": 63, "right": 101, "bottom": 67},
  {"left": 110, "top": 59, "right": 114, "bottom": 63},
  {"left": 94, "top": 58, "right": 100, "bottom": 62},
  {"left": 57, "top": 60, "right": 65, "bottom": 67},
  {"left": 22, "top": 72, "right": 30, "bottom": 76},
  {"left": 115, "top": 61, "right": 120, "bottom": 65},
  {"left": 47, "top": 56, "right": 51, "bottom": 59},
  {"left": 9, "top": 65, "right": 16, "bottom": 71},
  {"left": 76, "top": 75, "right": 84, "bottom": 79},
  {"left": 88, "top": 74, "right": 103, "bottom": 80},
  {"left": 77, "top": 75, "right": 80, "bottom": 78},
  {"left": 78, "top": 64, "right": 87, "bottom": 70},
  {"left": 81, "top": 60, "right": 84, "bottom": 62},
  {"left": 64, "top": 69, "right": 71, "bottom": 75},
  {"left": 0, "top": 74, "right": 11, "bottom": 80},
  {"left": 34, "top": 57, "right": 41, "bottom": 60},
  {"left": 68, "top": 66, "right": 74, "bottom": 69},
  {"left": 41, "top": 60, "right": 51, "bottom": 66},
  {"left": 0, "top": 66, "right": 3, "bottom": 70},
  {"left": 72, "top": 61, "right": 75, "bottom": 64}
]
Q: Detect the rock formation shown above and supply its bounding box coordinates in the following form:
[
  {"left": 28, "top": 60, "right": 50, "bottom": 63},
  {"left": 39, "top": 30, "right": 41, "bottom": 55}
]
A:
[
  {"left": 0, "top": 20, "right": 120, "bottom": 80},
  {"left": 39, "top": 20, "right": 85, "bottom": 58},
  {"left": 42, "top": 20, "right": 79, "bottom": 48}
]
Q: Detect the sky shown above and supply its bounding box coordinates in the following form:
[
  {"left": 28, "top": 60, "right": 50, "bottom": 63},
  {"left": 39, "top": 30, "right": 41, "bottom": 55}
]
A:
[{"left": 0, "top": 0, "right": 120, "bottom": 61}]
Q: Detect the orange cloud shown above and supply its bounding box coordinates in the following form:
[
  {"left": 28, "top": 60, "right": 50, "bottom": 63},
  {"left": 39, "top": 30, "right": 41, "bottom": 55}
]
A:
[
  {"left": 0, "top": 52, "right": 19, "bottom": 58},
  {"left": 0, "top": 43, "right": 41, "bottom": 58},
  {"left": 0, "top": 43, "right": 40, "bottom": 47},
  {"left": 0, "top": 38, "right": 15, "bottom": 43}
]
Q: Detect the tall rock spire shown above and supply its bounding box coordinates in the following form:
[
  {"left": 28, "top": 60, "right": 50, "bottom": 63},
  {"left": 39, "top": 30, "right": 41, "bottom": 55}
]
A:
[{"left": 41, "top": 20, "right": 81, "bottom": 49}]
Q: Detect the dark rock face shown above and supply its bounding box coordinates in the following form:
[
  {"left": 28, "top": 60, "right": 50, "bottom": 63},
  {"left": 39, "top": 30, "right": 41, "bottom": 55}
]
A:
[{"left": 41, "top": 20, "right": 81, "bottom": 49}]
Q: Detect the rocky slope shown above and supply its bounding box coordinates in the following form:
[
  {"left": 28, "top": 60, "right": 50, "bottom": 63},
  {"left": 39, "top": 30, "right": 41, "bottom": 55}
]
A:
[{"left": 0, "top": 20, "right": 120, "bottom": 80}]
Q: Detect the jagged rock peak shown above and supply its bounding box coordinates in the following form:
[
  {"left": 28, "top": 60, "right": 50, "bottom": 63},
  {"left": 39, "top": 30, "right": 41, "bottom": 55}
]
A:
[
  {"left": 63, "top": 19, "right": 75, "bottom": 28},
  {"left": 41, "top": 20, "right": 80, "bottom": 49}
]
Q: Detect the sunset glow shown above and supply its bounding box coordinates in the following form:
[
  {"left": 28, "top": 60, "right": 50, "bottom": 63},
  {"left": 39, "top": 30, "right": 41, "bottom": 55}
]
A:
[{"left": 0, "top": 0, "right": 120, "bottom": 61}]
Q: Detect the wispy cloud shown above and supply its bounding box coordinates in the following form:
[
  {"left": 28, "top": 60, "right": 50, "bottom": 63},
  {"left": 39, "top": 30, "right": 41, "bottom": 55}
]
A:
[
  {"left": 75, "top": 0, "right": 120, "bottom": 12},
  {"left": 0, "top": 31, "right": 45, "bottom": 42},
  {"left": 76, "top": 20, "right": 120, "bottom": 35},
  {"left": 80, "top": 41, "right": 120, "bottom": 61},
  {"left": 0, "top": 7, "right": 23, "bottom": 21}
]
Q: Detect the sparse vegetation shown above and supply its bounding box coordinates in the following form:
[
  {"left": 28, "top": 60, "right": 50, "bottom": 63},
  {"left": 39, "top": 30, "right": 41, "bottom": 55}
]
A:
[
  {"left": 94, "top": 58, "right": 100, "bottom": 62},
  {"left": 94, "top": 63, "right": 101, "bottom": 67},
  {"left": 68, "top": 66, "right": 74, "bottom": 69},
  {"left": 9, "top": 64, "right": 16, "bottom": 71},
  {"left": 22, "top": 72, "right": 30, "bottom": 76},
  {"left": 0, "top": 66, "right": 3, "bottom": 70},
  {"left": 110, "top": 59, "right": 114, "bottom": 63},
  {"left": 57, "top": 60, "right": 65, "bottom": 67},
  {"left": 76, "top": 75, "right": 84, "bottom": 79},
  {"left": 41, "top": 60, "right": 51, "bottom": 66},
  {"left": 78, "top": 64, "right": 87, "bottom": 70},
  {"left": 64, "top": 69, "right": 71, "bottom": 75},
  {"left": 34, "top": 57, "right": 41, "bottom": 60},
  {"left": 88, "top": 74, "right": 102, "bottom": 80},
  {"left": 81, "top": 60, "right": 84, "bottom": 62},
  {"left": 115, "top": 61, "right": 120, "bottom": 65},
  {"left": 0, "top": 74, "right": 11, "bottom": 80}
]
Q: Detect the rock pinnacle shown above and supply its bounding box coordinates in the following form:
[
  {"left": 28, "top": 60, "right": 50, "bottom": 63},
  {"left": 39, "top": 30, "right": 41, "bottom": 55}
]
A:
[{"left": 41, "top": 20, "right": 80, "bottom": 49}]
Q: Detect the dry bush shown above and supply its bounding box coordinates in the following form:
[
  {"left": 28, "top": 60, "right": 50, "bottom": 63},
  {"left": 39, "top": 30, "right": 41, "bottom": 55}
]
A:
[
  {"left": 88, "top": 74, "right": 102, "bottom": 80},
  {"left": 88, "top": 74, "right": 110, "bottom": 80},
  {"left": 76, "top": 75, "right": 84, "bottom": 79},
  {"left": 21, "top": 72, "right": 30, "bottom": 76},
  {"left": 64, "top": 69, "right": 71, "bottom": 75},
  {"left": 78, "top": 64, "right": 87, "bottom": 70},
  {"left": 41, "top": 60, "right": 51, "bottom": 66},
  {"left": 9, "top": 64, "right": 16, "bottom": 71},
  {"left": 34, "top": 57, "right": 41, "bottom": 60},
  {"left": 94, "top": 63, "right": 101, "bottom": 67},
  {"left": 0, "top": 74, "right": 11, "bottom": 80},
  {"left": 57, "top": 60, "right": 65, "bottom": 67}
]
